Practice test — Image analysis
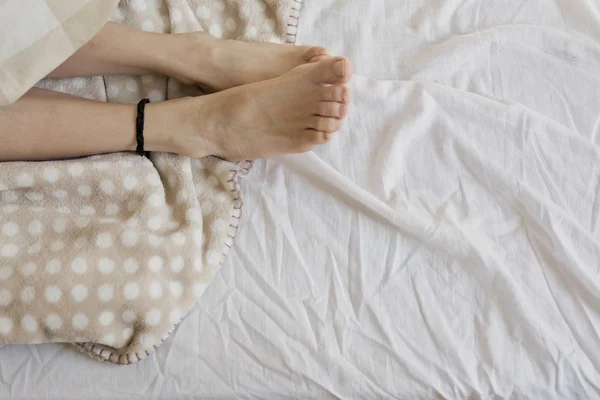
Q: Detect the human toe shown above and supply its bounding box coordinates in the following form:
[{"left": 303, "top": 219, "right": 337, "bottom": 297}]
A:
[
  {"left": 304, "top": 57, "right": 353, "bottom": 85},
  {"left": 302, "top": 46, "right": 330, "bottom": 62},
  {"left": 321, "top": 85, "right": 351, "bottom": 103},
  {"left": 309, "top": 116, "right": 345, "bottom": 132},
  {"left": 316, "top": 102, "right": 347, "bottom": 119}
]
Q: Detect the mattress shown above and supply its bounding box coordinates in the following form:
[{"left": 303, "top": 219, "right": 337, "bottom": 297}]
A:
[{"left": 3, "top": 0, "right": 600, "bottom": 399}]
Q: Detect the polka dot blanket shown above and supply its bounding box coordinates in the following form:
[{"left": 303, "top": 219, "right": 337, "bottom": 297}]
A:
[{"left": 0, "top": 0, "right": 303, "bottom": 364}]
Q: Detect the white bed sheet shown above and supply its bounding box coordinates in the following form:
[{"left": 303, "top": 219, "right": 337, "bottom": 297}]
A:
[{"left": 3, "top": 0, "right": 600, "bottom": 399}]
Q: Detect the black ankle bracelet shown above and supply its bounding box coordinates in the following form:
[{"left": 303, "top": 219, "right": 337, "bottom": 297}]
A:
[{"left": 136, "top": 98, "right": 150, "bottom": 157}]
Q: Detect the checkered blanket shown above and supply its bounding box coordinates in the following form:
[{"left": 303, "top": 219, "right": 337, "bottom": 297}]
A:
[{"left": 0, "top": 0, "right": 120, "bottom": 105}]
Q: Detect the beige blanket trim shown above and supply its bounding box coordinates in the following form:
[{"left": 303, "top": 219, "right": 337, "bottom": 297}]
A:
[{"left": 286, "top": 0, "right": 304, "bottom": 44}]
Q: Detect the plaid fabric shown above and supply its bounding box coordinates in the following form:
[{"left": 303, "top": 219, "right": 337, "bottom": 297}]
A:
[{"left": 0, "top": 0, "right": 119, "bottom": 105}]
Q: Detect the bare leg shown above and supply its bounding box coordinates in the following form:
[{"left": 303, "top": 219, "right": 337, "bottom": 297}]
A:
[
  {"left": 1, "top": 21, "right": 353, "bottom": 162},
  {"left": 167, "top": 33, "right": 331, "bottom": 92},
  {"left": 1, "top": 58, "right": 352, "bottom": 162},
  {"left": 47, "top": 22, "right": 332, "bottom": 91},
  {"left": 48, "top": 23, "right": 167, "bottom": 78},
  {"left": 0, "top": 89, "right": 184, "bottom": 161}
]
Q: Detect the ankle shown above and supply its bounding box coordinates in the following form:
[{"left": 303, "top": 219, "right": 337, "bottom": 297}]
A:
[
  {"left": 142, "top": 102, "right": 176, "bottom": 153},
  {"left": 166, "top": 96, "right": 218, "bottom": 158},
  {"left": 143, "top": 98, "right": 211, "bottom": 158},
  {"left": 160, "top": 32, "right": 217, "bottom": 86}
]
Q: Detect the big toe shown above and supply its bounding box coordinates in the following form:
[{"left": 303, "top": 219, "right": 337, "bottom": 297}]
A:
[{"left": 302, "top": 57, "right": 353, "bottom": 85}]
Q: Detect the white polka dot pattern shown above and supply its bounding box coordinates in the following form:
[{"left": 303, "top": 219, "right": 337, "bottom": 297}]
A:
[
  {"left": 209, "top": 24, "right": 223, "bottom": 38},
  {"left": 98, "top": 258, "right": 115, "bottom": 274},
  {"left": 98, "top": 284, "right": 115, "bottom": 302},
  {"left": 20, "top": 262, "right": 36, "bottom": 276},
  {"left": 71, "top": 258, "right": 87, "bottom": 275},
  {"left": 72, "top": 313, "right": 89, "bottom": 330},
  {"left": 15, "top": 173, "right": 34, "bottom": 187},
  {"left": 149, "top": 281, "right": 163, "bottom": 299},
  {"left": 169, "top": 281, "right": 183, "bottom": 298},
  {"left": 124, "top": 258, "right": 140, "bottom": 274},
  {"left": 2, "top": 221, "right": 19, "bottom": 236},
  {"left": 44, "top": 286, "right": 62, "bottom": 303},
  {"left": 148, "top": 256, "right": 163, "bottom": 272},
  {"left": 78, "top": 185, "right": 91, "bottom": 197},
  {"left": 100, "top": 180, "right": 116, "bottom": 195},
  {"left": 71, "top": 285, "right": 88, "bottom": 302},
  {"left": 0, "top": 244, "right": 18, "bottom": 257},
  {"left": 21, "top": 315, "right": 38, "bottom": 332},
  {"left": 145, "top": 309, "right": 162, "bottom": 326},
  {"left": 197, "top": 5, "right": 210, "bottom": 19},
  {"left": 170, "top": 256, "right": 185, "bottom": 273},
  {"left": 105, "top": 204, "right": 120, "bottom": 215},
  {"left": 46, "top": 314, "right": 62, "bottom": 330},
  {"left": 45, "top": 260, "right": 61, "bottom": 275},
  {"left": 96, "top": 233, "right": 113, "bottom": 248},
  {"left": 42, "top": 167, "right": 61, "bottom": 183},
  {"left": 20, "top": 287, "right": 35, "bottom": 303},
  {"left": 123, "top": 176, "right": 138, "bottom": 191},
  {"left": 124, "top": 282, "right": 140, "bottom": 300},
  {"left": 53, "top": 218, "right": 67, "bottom": 233},
  {"left": 141, "top": 20, "right": 155, "bottom": 32},
  {"left": 68, "top": 163, "right": 84, "bottom": 176},
  {"left": 99, "top": 311, "right": 114, "bottom": 326}
]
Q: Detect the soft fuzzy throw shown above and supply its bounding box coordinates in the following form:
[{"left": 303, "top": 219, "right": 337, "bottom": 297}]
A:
[{"left": 0, "top": 0, "right": 302, "bottom": 364}]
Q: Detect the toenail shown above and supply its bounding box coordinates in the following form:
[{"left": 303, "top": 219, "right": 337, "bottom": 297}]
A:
[{"left": 333, "top": 60, "right": 345, "bottom": 77}]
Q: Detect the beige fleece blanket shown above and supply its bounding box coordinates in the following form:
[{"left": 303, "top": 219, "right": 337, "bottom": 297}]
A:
[{"left": 0, "top": 0, "right": 301, "bottom": 364}]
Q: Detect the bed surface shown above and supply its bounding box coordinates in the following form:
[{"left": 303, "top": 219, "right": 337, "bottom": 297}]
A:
[{"left": 3, "top": 0, "right": 600, "bottom": 399}]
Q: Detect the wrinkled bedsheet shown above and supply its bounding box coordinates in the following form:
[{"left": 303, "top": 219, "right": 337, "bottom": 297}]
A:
[{"left": 3, "top": 0, "right": 600, "bottom": 399}]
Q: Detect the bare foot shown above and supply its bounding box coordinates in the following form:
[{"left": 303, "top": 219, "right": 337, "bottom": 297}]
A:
[
  {"left": 169, "top": 32, "right": 331, "bottom": 91},
  {"left": 172, "top": 57, "right": 353, "bottom": 160}
]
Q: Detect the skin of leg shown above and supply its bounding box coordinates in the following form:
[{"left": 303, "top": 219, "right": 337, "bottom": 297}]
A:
[
  {"left": 3, "top": 21, "right": 352, "bottom": 162},
  {"left": 0, "top": 89, "right": 192, "bottom": 162},
  {"left": 48, "top": 22, "right": 169, "bottom": 78},
  {"left": 0, "top": 58, "right": 352, "bottom": 162},
  {"left": 48, "top": 22, "right": 330, "bottom": 91}
]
